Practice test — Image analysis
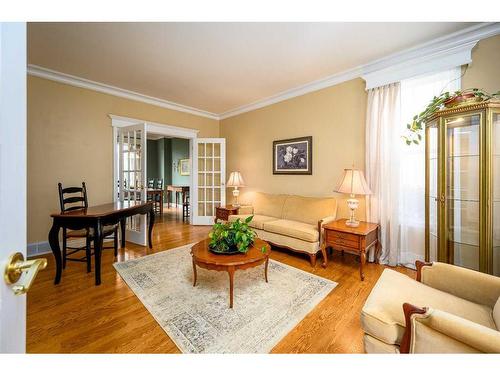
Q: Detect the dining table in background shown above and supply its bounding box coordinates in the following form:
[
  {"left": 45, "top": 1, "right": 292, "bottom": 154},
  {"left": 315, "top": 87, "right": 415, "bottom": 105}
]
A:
[
  {"left": 166, "top": 185, "right": 189, "bottom": 209},
  {"left": 48, "top": 201, "right": 155, "bottom": 286}
]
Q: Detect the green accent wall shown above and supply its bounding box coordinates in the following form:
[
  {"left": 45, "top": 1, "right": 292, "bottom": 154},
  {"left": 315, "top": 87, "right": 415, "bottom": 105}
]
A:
[
  {"left": 171, "top": 138, "right": 190, "bottom": 187},
  {"left": 147, "top": 137, "right": 189, "bottom": 204},
  {"left": 147, "top": 139, "right": 159, "bottom": 179}
]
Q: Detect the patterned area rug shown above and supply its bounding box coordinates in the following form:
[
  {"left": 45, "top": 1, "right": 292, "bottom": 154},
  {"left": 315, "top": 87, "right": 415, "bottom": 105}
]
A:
[{"left": 114, "top": 244, "right": 337, "bottom": 353}]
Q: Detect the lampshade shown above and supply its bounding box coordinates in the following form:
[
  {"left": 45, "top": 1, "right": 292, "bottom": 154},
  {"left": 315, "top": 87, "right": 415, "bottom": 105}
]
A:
[
  {"left": 227, "top": 171, "right": 245, "bottom": 187},
  {"left": 335, "top": 168, "right": 372, "bottom": 195}
]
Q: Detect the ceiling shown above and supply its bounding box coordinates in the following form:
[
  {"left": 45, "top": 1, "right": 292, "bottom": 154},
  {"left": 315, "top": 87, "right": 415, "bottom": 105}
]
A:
[{"left": 28, "top": 22, "right": 477, "bottom": 115}]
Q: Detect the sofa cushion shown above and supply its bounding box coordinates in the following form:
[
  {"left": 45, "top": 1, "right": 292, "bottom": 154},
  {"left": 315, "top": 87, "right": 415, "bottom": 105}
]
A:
[
  {"left": 251, "top": 192, "right": 287, "bottom": 218},
  {"left": 361, "top": 269, "right": 496, "bottom": 346},
  {"left": 228, "top": 214, "right": 277, "bottom": 230},
  {"left": 282, "top": 195, "right": 337, "bottom": 225},
  {"left": 263, "top": 219, "right": 319, "bottom": 242},
  {"left": 254, "top": 228, "right": 320, "bottom": 255}
]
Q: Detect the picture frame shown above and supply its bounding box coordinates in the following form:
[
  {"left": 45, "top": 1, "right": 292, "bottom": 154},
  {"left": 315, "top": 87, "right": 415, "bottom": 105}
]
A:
[
  {"left": 179, "top": 159, "right": 190, "bottom": 176},
  {"left": 273, "top": 136, "right": 312, "bottom": 175}
]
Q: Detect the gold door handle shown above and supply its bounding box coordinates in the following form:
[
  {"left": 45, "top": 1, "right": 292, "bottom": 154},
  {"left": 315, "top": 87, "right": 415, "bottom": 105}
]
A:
[{"left": 4, "top": 252, "right": 47, "bottom": 295}]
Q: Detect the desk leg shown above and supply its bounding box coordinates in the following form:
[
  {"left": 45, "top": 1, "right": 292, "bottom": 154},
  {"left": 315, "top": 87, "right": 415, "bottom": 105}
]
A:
[
  {"left": 48, "top": 221, "right": 62, "bottom": 285},
  {"left": 120, "top": 218, "right": 126, "bottom": 248},
  {"left": 167, "top": 191, "right": 171, "bottom": 209},
  {"left": 148, "top": 206, "right": 155, "bottom": 249},
  {"left": 94, "top": 221, "right": 103, "bottom": 286},
  {"left": 160, "top": 191, "right": 164, "bottom": 215}
]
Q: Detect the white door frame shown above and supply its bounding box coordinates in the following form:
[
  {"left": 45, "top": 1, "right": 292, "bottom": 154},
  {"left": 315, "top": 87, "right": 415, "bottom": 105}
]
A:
[
  {"left": 110, "top": 114, "right": 199, "bottom": 224},
  {"left": 117, "top": 122, "right": 148, "bottom": 245},
  {"left": 0, "top": 22, "right": 27, "bottom": 353},
  {"left": 192, "top": 138, "right": 227, "bottom": 225}
]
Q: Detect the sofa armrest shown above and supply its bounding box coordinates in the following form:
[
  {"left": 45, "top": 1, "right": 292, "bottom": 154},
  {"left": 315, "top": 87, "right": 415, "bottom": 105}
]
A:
[
  {"left": 237, "top": 205, "right": 254, "bottom": 215},
  {"left": 318, "top": 216, "right": 336, "bottom": 244},
  {"left": 400, "top": 303, "right": 500, "bottom": 353},
  {"left": 416, "top": 261, "right": 500, "bottom": 308}
]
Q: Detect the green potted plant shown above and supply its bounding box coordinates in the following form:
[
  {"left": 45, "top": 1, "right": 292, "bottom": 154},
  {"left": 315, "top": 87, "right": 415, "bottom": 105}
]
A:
[
  {"left": 208, "top": 216, "right": 260, "bottom": 254},
  {"left": 403, "top": 88, "right": 500, "bottom": 145}
]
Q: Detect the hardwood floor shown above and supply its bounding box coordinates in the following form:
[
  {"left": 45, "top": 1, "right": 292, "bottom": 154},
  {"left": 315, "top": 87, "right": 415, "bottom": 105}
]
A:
[{"left": 27, "top": 208, "right": 414, "bottom": 353}]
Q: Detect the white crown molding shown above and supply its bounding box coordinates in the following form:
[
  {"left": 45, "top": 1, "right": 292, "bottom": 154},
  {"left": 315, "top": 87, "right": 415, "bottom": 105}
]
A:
[
  {"left": 109, "top": 113, "right": 199, "bottom": 138},
  {"left": 220, "top": 22, "right": 500, "bottom": 119},
  {"left": 27, "top": 64, "right": 220, "bottom": 120},
  {"left": 28, "top": 23, "right": 500, "bottom": 122},
  {"left": 218, "top": 67, "right": 362, "bottom": 120}
]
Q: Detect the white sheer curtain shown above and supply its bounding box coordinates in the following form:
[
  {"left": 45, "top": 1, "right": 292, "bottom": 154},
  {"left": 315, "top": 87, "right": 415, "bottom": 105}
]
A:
[
  {"left": 365, "top": 83, "right": 401, "bottom": 266},
  {"left": 366, "top": 68, "right": 461, "bottom": 267}
]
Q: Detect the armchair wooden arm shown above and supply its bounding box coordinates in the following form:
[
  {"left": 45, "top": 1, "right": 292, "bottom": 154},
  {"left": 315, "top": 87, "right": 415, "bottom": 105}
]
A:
[{"left": 401, "top": 303, "right": 500, "bottom": 353}]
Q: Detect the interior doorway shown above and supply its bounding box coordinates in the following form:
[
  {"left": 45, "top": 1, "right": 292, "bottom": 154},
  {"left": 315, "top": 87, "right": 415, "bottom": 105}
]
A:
[
  {"left": 110, "top": 115, "right": 227, "bottom": 246},
  {"left": 146, "top": 133, "right": 191, "bottom": 220}
]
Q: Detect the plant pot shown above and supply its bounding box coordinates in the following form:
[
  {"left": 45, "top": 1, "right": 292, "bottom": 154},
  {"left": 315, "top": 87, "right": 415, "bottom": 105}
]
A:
[
  {"left": 444, "top": 93, "right": 482, "bottom": 108},
  {"left": 209, "top": 244, "right": 242, "bottom": 255}
]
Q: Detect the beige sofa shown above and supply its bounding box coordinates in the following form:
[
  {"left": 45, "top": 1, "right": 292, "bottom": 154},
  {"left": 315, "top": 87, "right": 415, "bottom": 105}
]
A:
[
  {"left": 361, "top": 261, "right": 500, "bottom": 353},
  {"left": 228, "top": 192, "right": 337, "bottom": 266}
]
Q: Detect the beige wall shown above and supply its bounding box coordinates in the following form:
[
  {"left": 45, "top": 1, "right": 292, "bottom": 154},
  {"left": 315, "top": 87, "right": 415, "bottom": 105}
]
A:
[
  {"left": 28, "top": 76, "right": 219, "bottom": 243},
  {"left": 462, "top": 35, "right": 500, "bottom": 92},
  {"left": 28, "top": 34, "right": 499, "bottom": 243},
  {"left": 220, "top": 78, "right": 367, "bottom": 220}
]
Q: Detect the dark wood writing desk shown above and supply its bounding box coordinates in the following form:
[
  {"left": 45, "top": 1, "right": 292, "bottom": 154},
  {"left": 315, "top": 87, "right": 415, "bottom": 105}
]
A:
[{"left": 49, "top": 201, "right": 155, "bottom": 285}]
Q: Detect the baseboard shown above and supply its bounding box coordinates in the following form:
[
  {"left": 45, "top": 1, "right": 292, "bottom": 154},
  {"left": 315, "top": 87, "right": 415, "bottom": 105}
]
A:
[
  {"left": 27, "top": 241, "right": 52, "bottom": 258},
  {"left": 166, "top": 203, "right": 182, "bottom": 208}
]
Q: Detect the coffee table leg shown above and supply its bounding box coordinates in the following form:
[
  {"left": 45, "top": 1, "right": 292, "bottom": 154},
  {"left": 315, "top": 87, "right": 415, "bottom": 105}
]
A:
[
  {"left": 264, "top": 257, "right": 269, "bottom": 283},
  {"left": 192, "top": 259, "right": 197, "bottom": 286},
  {"left": 228, "top": 267, "right": 235, "bottom": 308}
]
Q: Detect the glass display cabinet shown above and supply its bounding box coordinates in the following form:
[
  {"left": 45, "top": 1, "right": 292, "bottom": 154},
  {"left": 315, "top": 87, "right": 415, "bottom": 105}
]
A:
[{"left": 425, "top": 99, "right": 500, "bottom": 276}]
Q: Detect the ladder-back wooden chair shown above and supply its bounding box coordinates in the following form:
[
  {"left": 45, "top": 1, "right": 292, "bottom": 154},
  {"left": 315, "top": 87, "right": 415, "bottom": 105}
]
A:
[{"left": 58, "top": 182, "right": 119, "bottom": 272}]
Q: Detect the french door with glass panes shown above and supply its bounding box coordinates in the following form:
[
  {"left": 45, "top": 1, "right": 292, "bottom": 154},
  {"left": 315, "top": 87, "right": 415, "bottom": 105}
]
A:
[
  {"left": 117, "top": 123, "right": 147, "bottom": 245},
  {"left": 192, "top": 138, "right": 226, "bottom": 225}
]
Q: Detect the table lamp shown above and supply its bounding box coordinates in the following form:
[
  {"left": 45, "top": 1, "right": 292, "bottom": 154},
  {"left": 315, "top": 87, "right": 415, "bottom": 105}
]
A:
[
  {"left": 227, "top": 171, "right": 245, "bottom": 207},
  {"left": 335, "top": 167, "right": 372, "bottom": 227}
]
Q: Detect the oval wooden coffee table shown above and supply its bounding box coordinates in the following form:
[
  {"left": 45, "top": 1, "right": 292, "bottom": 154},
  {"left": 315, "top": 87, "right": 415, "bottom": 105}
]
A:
[{"left": 190, "top": 238, "right": 271, "bottom": 308}]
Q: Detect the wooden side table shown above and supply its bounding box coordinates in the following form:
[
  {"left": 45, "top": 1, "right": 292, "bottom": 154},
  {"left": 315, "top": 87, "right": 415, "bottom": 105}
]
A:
[
  {"left": 215, "top": 205, "right": 239, "bottom": 222},
  {"left": 322, "top": 219, "right": 380, "bottom": 281}
]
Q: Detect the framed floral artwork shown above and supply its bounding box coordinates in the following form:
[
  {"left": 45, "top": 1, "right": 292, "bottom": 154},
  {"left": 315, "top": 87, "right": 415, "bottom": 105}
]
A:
[
  {"left": 273, "top": 136, "right": 312, "bottom": 175},
  {"left": 179, "top": 159, "right": 190, "bottom": 176}
]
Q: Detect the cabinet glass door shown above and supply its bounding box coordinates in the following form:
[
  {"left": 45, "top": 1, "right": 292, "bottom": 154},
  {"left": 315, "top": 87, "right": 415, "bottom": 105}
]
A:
[
  {"left": 493, "top": 112, "right": 500, "bottom": 276},
  {"left": 426, "top": 120, "right": 439, "bottom": 262},
  {"left": 445, "top": 114, "right": 481, "bottom": 271}
]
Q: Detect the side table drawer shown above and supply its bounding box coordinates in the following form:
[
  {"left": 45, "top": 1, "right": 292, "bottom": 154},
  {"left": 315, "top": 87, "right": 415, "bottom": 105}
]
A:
[
  {"left": 326, "top": 230, "right": 359, "bottom": 248},
  {"left": 216, "top": 208, "right": 230, "bottom": 221}
]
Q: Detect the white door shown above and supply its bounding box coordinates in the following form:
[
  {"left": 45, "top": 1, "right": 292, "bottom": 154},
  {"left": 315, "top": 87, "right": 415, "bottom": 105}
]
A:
[
  {"left": 0, "top": 23, "right": 27, "bottom": 353},
  {"left": 116, "top": 123, "right": 147, "bottom": 245},
  {"left": 192, "top": 138, "right": 226, "bottom": 225}
]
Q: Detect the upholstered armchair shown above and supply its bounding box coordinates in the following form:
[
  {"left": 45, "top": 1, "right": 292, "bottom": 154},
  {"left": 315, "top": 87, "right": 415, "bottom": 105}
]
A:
[{"left": 361, "top": 261, "right": 500, "bottom": 353}]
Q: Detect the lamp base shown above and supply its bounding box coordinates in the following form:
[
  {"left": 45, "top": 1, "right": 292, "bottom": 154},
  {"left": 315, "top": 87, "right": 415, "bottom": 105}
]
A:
[
  {"left": 345, "top": 218, "right": 360, "bottom": 227},
  {"left": 346, "top": 197, "right": 360, "bottom": 227},
  {"left": 232, "top": 187, "right": 240, "bottom": 207}
]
